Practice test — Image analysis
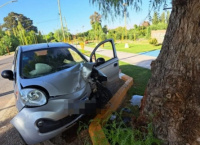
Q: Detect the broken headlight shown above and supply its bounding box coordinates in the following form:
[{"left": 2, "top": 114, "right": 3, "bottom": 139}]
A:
[{"left": 20, "top": 89, "right": 47, "bottom": 106}]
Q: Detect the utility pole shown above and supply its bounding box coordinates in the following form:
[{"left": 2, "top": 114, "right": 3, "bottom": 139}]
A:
[
  {"left": 123, "top": 3, "right": 129, "bottom": 48},
  {"left": 57, "top": 0, "right": 65, "bottom": 42},
  {"left": 64, "top": 17, "right": 69, "bottom": 42}
]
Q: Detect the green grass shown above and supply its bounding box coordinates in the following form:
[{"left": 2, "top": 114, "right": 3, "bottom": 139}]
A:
[
  {"left": 78, "top": 113, "right": 162, "bottom": 145},
  {"left": 119, "top": 61, "right": 151, "bottom": 96},
  {"left": 86, "top": 40, "right": 161, "bottom": 54},
  {"left": 102, "top": 114, "right": 162, "bottom": 145}
]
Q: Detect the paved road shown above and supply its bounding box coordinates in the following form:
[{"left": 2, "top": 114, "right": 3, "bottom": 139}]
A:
[
  {"left": 0, "top": 55, "right": 14, "bottom": 110},
  {"left": 0, "top": 54, "right": 25, "bottom": 145},
  {"left": 0, "top": 54, "right": 15, "bottom": 116},
  {"left": 77, "top": 45, "right": 157, "bottom": 69}
]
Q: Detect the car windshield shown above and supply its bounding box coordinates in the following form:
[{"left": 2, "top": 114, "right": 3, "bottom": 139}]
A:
[{"left": 21, "top": 47, "right": 86, "bottom": 78}]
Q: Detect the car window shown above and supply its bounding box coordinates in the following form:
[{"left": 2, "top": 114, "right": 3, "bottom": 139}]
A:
[
  {"left": 21, "top": 47, "right": 86, "bottom": 78},
  {"left": 91, "top": 41, "right": 113, "bottom": 62},
  {"left": 68, "top": 48, "right": 85, "bottom": 63}
]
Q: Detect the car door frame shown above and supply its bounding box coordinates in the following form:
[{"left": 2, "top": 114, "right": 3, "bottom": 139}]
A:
[
  {"left": 89, "top": 39, "right": 117, "bottom": 62},
  {"left": 89, "top": 39, "right": 119, "bottom": 82}
]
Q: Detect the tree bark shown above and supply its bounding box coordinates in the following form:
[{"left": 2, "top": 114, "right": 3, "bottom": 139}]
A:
[{"left": 143, "top": 0, "right": 200, "bottom": 144}]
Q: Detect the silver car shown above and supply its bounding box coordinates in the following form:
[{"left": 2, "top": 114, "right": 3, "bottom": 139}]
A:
[{"left": 1, "top": 39, "right": 119, "bottom": 144}]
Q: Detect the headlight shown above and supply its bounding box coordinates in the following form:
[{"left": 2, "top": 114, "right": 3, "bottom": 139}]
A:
[{"left": 20, "top": 89, "right": 47, "bottom": 106}]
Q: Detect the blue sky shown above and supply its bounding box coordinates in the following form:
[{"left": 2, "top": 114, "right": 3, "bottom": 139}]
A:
[{"left": 0, "top": 0, "right": 170, "bottom": 34}]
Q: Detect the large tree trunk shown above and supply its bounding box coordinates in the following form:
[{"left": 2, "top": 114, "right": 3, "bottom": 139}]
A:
[{"left": 143, "top": 0, "right": 200, "bottom": 144}]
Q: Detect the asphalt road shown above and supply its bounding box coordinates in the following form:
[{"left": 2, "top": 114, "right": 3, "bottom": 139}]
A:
[
  {"left": 0, "top": 55, "right": 25, "bottom": 145},
  {"left": 0, "top": 55, "right": 14, "bottom": 111}
]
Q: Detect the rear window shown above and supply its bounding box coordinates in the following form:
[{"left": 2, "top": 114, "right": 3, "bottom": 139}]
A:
[{"left": 21, "top": 47, "right": 86, "bottom": 78}]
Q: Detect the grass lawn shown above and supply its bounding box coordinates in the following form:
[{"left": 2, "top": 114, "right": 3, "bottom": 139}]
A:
[
  {"left": 86, "top": 40, "right": 161, "bottom": 54},
  {"left": 119, "top": 61, "right": 151, "bottom": 96}
]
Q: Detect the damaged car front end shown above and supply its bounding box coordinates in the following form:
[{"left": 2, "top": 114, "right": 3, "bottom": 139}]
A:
[{"left": 1, "top": 39, "right": 119, "bottom": 144}]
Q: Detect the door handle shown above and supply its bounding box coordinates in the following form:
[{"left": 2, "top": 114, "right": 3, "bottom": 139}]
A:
[{"left": 114, "top": 63, "right": 118, "bottom": 67}]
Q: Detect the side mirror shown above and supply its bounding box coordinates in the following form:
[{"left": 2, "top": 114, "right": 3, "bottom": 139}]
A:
[
  {"left": 1, "top": 70, "right": 14, "bottom": 80},
  {"left": 96, "top": 57, "right": 105, "bottom": 66}
]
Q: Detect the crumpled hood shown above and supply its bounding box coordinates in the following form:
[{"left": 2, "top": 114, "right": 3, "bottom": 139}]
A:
[{"left": 20, "top": 63, "right": 94, "bottom": 96}]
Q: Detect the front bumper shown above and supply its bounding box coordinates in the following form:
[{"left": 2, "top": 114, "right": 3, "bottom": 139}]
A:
[{"left": 11, "top": 98, "right": 85, "bottom": 145}]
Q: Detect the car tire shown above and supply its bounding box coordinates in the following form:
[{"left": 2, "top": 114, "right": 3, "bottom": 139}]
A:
[{"left": 95, "top": 83, "right": 112, "bottom": 108}]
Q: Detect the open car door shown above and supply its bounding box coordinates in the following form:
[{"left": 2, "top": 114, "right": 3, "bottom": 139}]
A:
[{"left": 90, "top": 39, "right": 119, "bottom": 82}]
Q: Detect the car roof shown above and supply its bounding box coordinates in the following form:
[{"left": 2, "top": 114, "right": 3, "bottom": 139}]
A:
[{"left": 20, "top": 42, "right": 72, "bottom": 52}]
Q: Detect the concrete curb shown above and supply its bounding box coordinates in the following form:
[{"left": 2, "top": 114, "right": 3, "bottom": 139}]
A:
[{"left": 89, "top": 74, "right": 133, "bottom": 145}]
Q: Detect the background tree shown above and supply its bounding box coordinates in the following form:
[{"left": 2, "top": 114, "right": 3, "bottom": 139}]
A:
[
  {"left": 142, "top": 21, "right": 150, "bottom": 27},
  {"left": 16, "top": 21, "right": 27, "bottom": 45},
  {"left": 54, "top": 28, "right": 71, "bottom": 42},
  {"left": 89, "top": 12, "right": 103, "bottom": 42},
  {"left": 90, "top": 11, "right": 101, "bottom": 24},
  {"left": 0, "top": 35, "right": 19, "bottom": 55},
  {"left": 150, "top": 11, "right": 169, "bottom": 30},
  {"left": 88, "top": 30, "right": 95, "bottom": 41},
  {"left": 160, "top": 12, "right": 166, "bottom": 23},
  {"left": 166, "top": 11, "right": 170, "bottom": 24},
  {"left": 26, "top": 30, "right": 37, "bottom": 44},
  {"left": 102, "top": 25, "right": 108, "bottom": 34},
  {"left": 100, "top": 33, "right": 106, "bottom": 41},
  {"left": 91, "top": 0, "right": 200, "bottom": 144},
  {"left": 46, "top": 32, "right": 55, "bottom": 42},
  {"left": 36, "top": 31, "right": 45, "bottom": 43},
  {"left": 0, "top": 29, "right": 5, "bottom": 38},
  {"left": 146, "top": 26, "right": 151, "bottom": 39},
  {"left": 152, "top": 12, "right": 159, "bottom": 25},
  {"left": 107, "top": 30, "right": 115, "bottom": 40},
  {"left": 3, "top": 12, "right": 37, "bottom": 33}
]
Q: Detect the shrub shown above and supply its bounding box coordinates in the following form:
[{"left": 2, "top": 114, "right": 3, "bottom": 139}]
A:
[{"left": 149, "top": 38, "right": 158, "bottom": 45}]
